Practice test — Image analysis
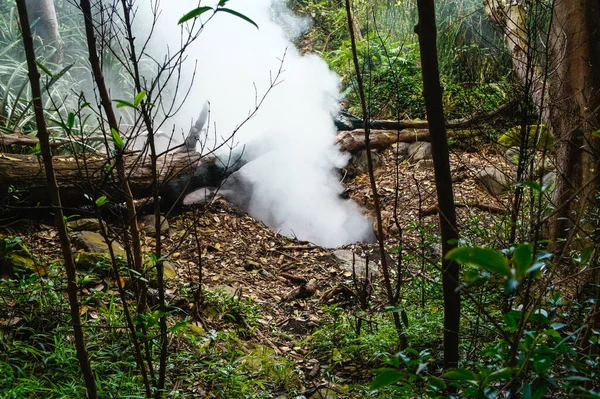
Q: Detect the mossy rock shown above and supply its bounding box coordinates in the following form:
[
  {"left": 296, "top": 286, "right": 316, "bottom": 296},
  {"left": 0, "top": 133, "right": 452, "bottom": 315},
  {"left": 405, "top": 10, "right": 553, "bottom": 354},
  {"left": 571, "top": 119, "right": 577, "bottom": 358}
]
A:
[
  {"left": 74, "top": 252, "right": 117, "bottom": 275},
  {"left": 67, "top": 218, "right": 101, "bottom": 232},
  {"left": 498, "top": 124, "right": 553, "bottom": 149},
  {"left": 0, "top": 235, "right": 46, "bottom": 275},
  {"left": 71, "top": 231, "right": 126, "bottom": 258}
]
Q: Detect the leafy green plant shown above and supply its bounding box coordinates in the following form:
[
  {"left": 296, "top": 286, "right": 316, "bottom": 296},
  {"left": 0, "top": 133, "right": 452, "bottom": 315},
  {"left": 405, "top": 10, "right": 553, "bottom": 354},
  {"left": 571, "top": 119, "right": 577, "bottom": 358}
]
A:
[
  {"left": 370, "top": 349, "right": 445, "bottom": 397},
  {"left": 325, "top": 38, "right": 425, "bottom": 119}
]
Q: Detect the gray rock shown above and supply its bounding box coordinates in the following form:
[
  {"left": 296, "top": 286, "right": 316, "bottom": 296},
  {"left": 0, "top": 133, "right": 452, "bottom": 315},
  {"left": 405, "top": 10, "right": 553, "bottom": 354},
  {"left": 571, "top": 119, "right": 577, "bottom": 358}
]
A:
[
  {"left": 415, "top": 159, "right": 434, "bottom": 170},
  {"left": 534, "top": 158, "right": 555, "bottom": 176},
  {"left": 408, "top": 141, "right": 432, "bottom": 162},
  {"left": 505, "top": 147, "right": 520, "bottom": 165},
  {"left": 475, "top": 166, "right": 512, "bottom": 196},
  {"left": 67, "top": 218, "right": 101, "bottom": 232},
  {"left": 345, "top": 150, "right": 381, "bottom": 176},
  {"left": 72, "top": 231, "right": 126, "bottom": 257},
  {"left": 140, "top": 214, "right": 169, "bottom": 235},
  {"left": 182, "top": 187, "right": 217, "bottom": 206},
  {"left": 332, "top": 249, "right": 379, "bottom": 277},
  {"left": 504, "top": 147, "right": 555, "bottom": 176},
  {"left": 392, "top": 142, "right": 410, "bottom": 160}
]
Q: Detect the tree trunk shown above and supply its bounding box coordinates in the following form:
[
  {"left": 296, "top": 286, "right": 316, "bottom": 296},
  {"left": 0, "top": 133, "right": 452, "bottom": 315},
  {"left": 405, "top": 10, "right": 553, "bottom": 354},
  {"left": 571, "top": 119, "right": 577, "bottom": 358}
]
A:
[
  {"left": 416, "top": 0, "right": 460, "bottom": 371},
  {"left": 25, "top": 0, "right": 64, "bottom": 62},
  {"left": 548, "top": 0, "right": 600, "bottom": 245},
  {"left": 344, "top": 0, "right": 407, "bottom": 348},
  {"left": 485, "top": 0, "right": 600, "bottom": 247},
  {"left": 16, "top": 1, "right": 97, "bottom": 397}
]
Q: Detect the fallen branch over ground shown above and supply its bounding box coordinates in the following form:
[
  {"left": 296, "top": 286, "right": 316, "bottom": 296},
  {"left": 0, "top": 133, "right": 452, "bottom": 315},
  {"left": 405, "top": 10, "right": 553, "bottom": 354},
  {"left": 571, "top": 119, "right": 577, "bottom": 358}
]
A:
[
  {"left": 336, "top": 101, "right": 516, "bottom": 131},
  {"left": 335, "top": 102, "right": 516, "bottom": 152},
  {"left": 0, "top": 150, "right": 237, "bottom": 207},
  {"left": 336, "top": 128, "right": 477, "bottom": 152}
]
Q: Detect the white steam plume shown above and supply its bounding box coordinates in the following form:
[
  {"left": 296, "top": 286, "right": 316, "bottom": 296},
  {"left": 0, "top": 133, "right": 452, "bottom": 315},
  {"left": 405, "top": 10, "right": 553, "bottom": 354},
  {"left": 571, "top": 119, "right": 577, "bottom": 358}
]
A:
[{"left": 141, "top": 0, "right": 375, "bottom": 247}]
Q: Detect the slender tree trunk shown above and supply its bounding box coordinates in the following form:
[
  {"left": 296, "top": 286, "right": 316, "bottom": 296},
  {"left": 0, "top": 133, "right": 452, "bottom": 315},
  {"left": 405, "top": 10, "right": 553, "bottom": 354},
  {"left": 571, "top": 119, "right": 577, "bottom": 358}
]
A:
[
  {"left": 78, "top": 0, "right": 152, "bottom": 395},
  {"left": 344, "top": 0, "right": 407, "bottom": 349},
  {"left": 415, "top": 0, "right": 460, "bottom": 370},
  {"left": 118, "top": 0, "right": 168, "bottom": 394},
  {"left": 15, "top": 1, "right": 97, "bottom": 397},
  {"left": 25, "top": 0, "right": 64, "bottom": 62}
]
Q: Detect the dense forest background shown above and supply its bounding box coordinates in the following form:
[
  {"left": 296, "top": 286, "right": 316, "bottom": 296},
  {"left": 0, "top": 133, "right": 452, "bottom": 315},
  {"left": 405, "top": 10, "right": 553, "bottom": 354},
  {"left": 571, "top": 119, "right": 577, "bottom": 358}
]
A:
[{"left": 0, "top": 0, "right": 599, "bottom": 398}]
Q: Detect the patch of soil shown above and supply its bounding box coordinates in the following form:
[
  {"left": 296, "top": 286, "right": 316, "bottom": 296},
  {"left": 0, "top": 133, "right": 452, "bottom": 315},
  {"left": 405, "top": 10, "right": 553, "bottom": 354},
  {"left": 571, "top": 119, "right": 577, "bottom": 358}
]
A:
[{"left": 2, "top": 142, "right": 511, "bottom": 396}]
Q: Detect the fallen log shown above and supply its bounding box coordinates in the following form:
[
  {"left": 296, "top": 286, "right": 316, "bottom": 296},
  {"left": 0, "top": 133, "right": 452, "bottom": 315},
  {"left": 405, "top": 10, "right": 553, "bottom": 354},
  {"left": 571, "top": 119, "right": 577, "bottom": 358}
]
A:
[
  {"left": 0, "top": 150, "right": 240, "bottom": 208},
  {"left": 335, "top": 128, "right": 477, "bottom": 152},
  {"left": 0, "top": 131, "right": 44, "bottom": 147},
  {"left": 335, "top": 100, "right": 516, "bottom": 131},
  {"left": 0, "top": 101, "right": 514, "bottom": 207},
  {"left": 335, "top": 129, "right": 430, "bottom": 152}
]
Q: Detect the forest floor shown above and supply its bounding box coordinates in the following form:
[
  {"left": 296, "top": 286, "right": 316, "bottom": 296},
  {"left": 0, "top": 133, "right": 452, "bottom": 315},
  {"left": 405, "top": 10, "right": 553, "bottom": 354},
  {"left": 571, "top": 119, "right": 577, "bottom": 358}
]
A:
[{"left": 1, "top": 141, "right": 511, "bottom": 398}]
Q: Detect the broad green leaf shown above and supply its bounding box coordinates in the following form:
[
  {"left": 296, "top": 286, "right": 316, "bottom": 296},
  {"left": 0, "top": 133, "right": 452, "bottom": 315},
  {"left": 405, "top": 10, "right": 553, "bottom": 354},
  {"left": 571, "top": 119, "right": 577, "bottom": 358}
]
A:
[
  {"left": 520, "top": 180, "right": 542, "bottom": 192},
  {"left": 370, "top": 368, "right": 403, "bottom": 390},
  {"left": 111, "top": 128, "right": 124, "bottom": 150},
  {"left": 446, "top": 247, "right": 511, "bottom": 277},
  {"left": 485, "top": 367, "right": 513, "bottom": 383},
  {"left": 513, "top": 243, "right": 533, "bottom": 279},
  {"left": 581, "top": 245, "right": 595, "bottom": 264},
  {"left": 592, "top": 130, "right": 600, "bottom": 138},
  {"left": 526, "top": 262, "right": 545, "bottom": 276},
  {"left": 67, "top": 112, "right": 75, "bottom": 130},
  {"left": 464, "top": 268, "right": 481, "bottom": 284},
  {"left": 95, "top": 196, "right": 108, "bottom": 207},
  {"left": 34, "top": 59, "right": 52, "bottom": 76},
  {"left": 169, "top": 320, "right": 189, "bottom": 333},
  {"left": 217, "top": 8, "right": 259, "bottom": 29},
  {"left": 178, "top": 6, "right": 212, "bottom": 24},
  {"left": 503, "top": 311, "right": 522, "bottom": 330},
  {"left": 530, "top": 308, "right": 549, "bottom": 325},
  {"left": 113, "top": 99, "right": 136, "bottom": 109},
  {"left": 384, "top": 305, "right": 404, "bottom": 313},
  {"left": 426, "top": 376, "right": 447, "bottom": 391},
  {"left": 134, "top": 90, "right": 146, "bottom": 107},
  {"left": 441, "top": 368, "right": 478, "bottom": 383}
]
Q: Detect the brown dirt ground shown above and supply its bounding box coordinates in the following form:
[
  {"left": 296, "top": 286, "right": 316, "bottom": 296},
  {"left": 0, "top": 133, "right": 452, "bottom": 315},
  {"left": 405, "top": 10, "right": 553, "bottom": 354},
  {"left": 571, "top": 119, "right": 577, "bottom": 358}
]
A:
[{"left": 3, "top": 142, "right": 512, "bottom": 397}]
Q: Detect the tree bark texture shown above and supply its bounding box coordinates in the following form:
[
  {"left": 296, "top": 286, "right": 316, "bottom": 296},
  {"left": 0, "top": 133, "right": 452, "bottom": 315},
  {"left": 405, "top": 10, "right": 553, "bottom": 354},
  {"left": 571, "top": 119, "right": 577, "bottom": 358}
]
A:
[
  {"left": 548, "top": 0, "right": 600, "bottom": 243},
  {"left": 0, "top": 150, "right": 228, "bottom": 207},
  {"left": 416, "top": 0, "right": 460, "bottom": 371},
  {"left": 25, "top": 0, "right": 64, "bottom": 62},
  {"left": 15, "top": 1, "right": 97, "bottom": 397},
  {"left": 344, "top": 0, "right": 407, "bottom": 348},
  {"left": 485, "top": 0, "right": 600, "bottom": 246}
]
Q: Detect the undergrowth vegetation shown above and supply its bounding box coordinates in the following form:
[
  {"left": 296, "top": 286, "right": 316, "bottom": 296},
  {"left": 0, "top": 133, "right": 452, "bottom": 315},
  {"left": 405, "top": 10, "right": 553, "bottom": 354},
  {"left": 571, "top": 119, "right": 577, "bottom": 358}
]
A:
[{"left": 1, "top": 0, "right": 599, "bottom": 398}]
